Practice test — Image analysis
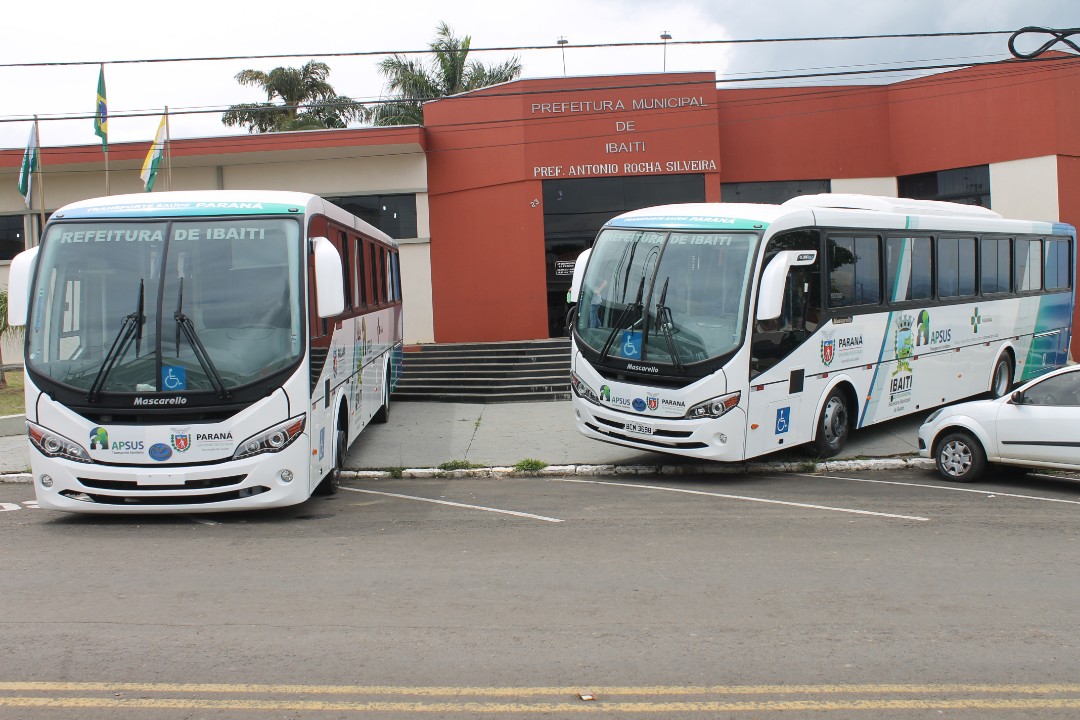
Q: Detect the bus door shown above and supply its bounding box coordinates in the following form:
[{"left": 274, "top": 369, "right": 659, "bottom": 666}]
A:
[{"left": 746, "top": 232, "right": 822, "bottom": 458}]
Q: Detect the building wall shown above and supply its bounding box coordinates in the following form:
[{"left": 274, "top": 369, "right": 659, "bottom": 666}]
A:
[
  {"left": 989, "top": 156, "right": 1060, "bottom": 221},
  {"left": 831, "top": 177, "right": 898, "bottom": 197}
]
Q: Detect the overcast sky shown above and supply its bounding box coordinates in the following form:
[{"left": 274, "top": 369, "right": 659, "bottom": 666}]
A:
[{"left": 2, "top": 0, "right": 1078, "bottom": 150}]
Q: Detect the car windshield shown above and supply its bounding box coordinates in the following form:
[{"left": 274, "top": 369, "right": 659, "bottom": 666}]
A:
[
  {"left": 27, "top": 218, "right": 304, "bottom": 398},
  {"left": 575, "top": 228, "right": 758, "bottom": 367}
]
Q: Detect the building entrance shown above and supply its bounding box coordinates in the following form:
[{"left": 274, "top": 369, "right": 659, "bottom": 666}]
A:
[{"left": 542, "top": 174, "right": 706, "bottom": 337}]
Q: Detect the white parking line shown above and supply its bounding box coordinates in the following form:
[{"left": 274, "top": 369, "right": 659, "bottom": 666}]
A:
[
  {"left": 808, "top": 473, "right": 1080, "bottom": 506},
  {"left": 340, "top": 487, "right": 563, "bottom": 523},
  {"left": 548, "top": 477, "right": 929, "bottom": 521}
]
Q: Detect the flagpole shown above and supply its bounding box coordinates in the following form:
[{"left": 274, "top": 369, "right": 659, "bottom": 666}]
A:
[
  {"left": 104, "top": 146, "right": 110, "bottom": 196},
  {"left": 164, "top": 106, "right": 172, "bottom": 191},
  {"left": 33, "top": 115, "right": 46, "bottom": 242}
]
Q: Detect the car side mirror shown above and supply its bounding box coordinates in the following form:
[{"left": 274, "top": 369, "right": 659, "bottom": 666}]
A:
[{"left": 1009, "top": 390, "right": 1024, "bottom": 404}]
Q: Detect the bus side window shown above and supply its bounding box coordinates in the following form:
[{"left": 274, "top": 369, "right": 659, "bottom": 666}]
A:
[{"left": 751, "top": 230, "right": 822, "bottom": 377}]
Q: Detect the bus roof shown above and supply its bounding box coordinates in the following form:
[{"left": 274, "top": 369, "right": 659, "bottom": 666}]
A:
[
  {"left": 50, "top": 190, "right": 396, "bottom": 246},
  {"left": 603, "top": 195, "right": 1075, "bottom": 238}
]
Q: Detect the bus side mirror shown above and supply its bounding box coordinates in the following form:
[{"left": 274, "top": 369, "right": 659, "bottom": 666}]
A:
[
  {"left": 7, "top": 246, "right": 39, "bottom": 327},
  {"left": 310, "top": 237, "right": 345, "bottom": 318},
  {"left": 755, "top": 250, "right": 817, "bottom": 321},
  {"left": 569, "top": 247, "right": 591, "bottom": 303}
]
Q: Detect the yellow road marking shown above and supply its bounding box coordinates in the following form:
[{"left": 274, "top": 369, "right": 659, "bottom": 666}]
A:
[
  {"left": 4, "top": 682, "right": 1080, "bottom": 696},
  {"left": 5, "top": 697, "right": 1080, "bottom": 713}
]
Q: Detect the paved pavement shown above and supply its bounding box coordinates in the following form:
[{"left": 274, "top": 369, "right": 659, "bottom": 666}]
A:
[{"left": 0, "top": 401, "right": 926, "bottom": 478}]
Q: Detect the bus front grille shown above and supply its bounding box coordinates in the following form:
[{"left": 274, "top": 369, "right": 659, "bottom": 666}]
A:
[
  {"left": 76, "top": 475, "right": 246, "bottom": 492},
  {"left": 585, "top": 421, "right": 708, "bottom": 450},
  {"left": 60, "top": 486, "right": 269, "bottom": 506}
]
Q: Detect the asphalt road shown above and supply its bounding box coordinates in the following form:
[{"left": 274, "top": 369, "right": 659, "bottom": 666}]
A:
[{"left": 3, "top": 466, "right": 1080, "bottom": 718}]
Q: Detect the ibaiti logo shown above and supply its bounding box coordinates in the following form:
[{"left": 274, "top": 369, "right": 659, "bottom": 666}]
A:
[
  {"left": 89, "top": 427, "right": 109, "bottom": 450},
  {"left": 893, "top": 313, "right": 915, "bottom": 375}
]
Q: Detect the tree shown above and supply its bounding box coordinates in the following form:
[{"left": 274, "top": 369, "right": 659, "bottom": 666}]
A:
[
  {"left": 370, "top": 22, "right": 522, "bottom": 126},
  {"left": 0, "top": 287, "right": 15, "bottom": 390},
  {"left": 222, "top": 61, "right": 365, "bottom": 133}
]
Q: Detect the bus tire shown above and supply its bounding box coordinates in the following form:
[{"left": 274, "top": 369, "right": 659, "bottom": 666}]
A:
[
  {"left": 314, "top": 426, "right": 346, "bottom": 496},
  {"left": 811, "top": 389, "right": 850, "bottom": 458},
  {"left": 373, "top": 378, "right": 390, "bottom": 424},
  {"left": 934, "top": 430, "right": 986, "bottom": 483},
  {"left": 990, "top": 353, "right": 1013, "bottom": 398}
]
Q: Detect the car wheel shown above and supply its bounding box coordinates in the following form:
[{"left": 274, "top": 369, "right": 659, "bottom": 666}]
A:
[
  {"left": 990, "top": 354, "right": 1013, "bottom": 399},
  {"left": 811, "top": 389, "right": 850, "bottom": 458},
  {"left": 935, "top": 431, "right": 986, "bottom": 483}
]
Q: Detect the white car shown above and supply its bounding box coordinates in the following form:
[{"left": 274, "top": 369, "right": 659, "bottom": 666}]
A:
[{"left": 919, "top": 364, "right": 1080, "bottom": 482}]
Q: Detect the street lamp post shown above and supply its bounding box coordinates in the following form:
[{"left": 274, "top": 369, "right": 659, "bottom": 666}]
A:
[
  {"left": 557, "top": 36, "right": 568, "bottom": 76},
  {"left": 661, "top": 31, "right": 672, "bottom": 71}
]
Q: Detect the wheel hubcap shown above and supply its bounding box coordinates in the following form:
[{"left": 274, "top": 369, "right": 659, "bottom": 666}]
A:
[
  {"left": 940, "top": 440, "right": 972, "bottom": 476},
  {"left": 822, "top": 398, "right": 848, "bottom": 446},
  {"left": 992, "top": 362, "right": 1009, "bottom": 396}
]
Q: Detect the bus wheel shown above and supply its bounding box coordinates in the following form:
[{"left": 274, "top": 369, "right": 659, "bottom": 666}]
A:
[
  {"left": 812, "top": 389, "right": 850, "bottom": 457},
  {"left": 934, "top": 431, "right": 986, "bottom": 483},
  {"left": 314, "top": 427, "right": 346, "bottom": 496},
  {"left": 990, "top": 354, "right": 1013, "bottom": 398},
  {"left": 373, "top": 366, "right": 391, "bottom": 424}
]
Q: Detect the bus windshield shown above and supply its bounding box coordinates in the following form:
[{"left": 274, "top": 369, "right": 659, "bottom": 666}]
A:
[
  {"left": 27, "top": 218, "right": 304, "bottom": 398},
  {"left": 575, "top": 228, "right": 758, "bottom": 367}
]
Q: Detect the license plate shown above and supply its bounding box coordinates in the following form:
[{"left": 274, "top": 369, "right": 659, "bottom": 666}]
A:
[{"left": 624, "top": 422, "right": 653, "bottom": 436}]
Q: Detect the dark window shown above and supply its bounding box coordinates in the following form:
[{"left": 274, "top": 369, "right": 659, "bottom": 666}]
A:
[
  {"left": 898, "top": 165, "right": 990, "bottom": 207},
  {"left": 0, "top": 215, "right": 26, "bottom": 261},
  {"left": 1015, "top": 237, "right": 1043, "bottom": 292},
  {"left": 938, "top": 237, "right": 976, "bottom": 298},
  {"left": 981, "top": 237, "right": 1011, "bottom": 294},
  {"left": 323, "top": 194, "right": 418, "bottom": 239},
  {"left": 885, "top": 236, "right": 933, "bottom": 302},
  {"left": 338, "top": 230, "right": 352, "bottom": 310},
  {"left": 355, "top": 236, "right": 367, "bottom": 308},
  {"left": 1022, "top": 370, "right": 1080, "bottom": 406},
  {"left": 369, "top": 242, "right": 381, "bottom": 304},
  {"left": 828, "top": 235, "right": 880, "bottom": 308},
  {"left": 1045, "top": 238, "right": 1071, "bottom": 290},
  {"left": 721, "top": 179, "right": 831, "bottom": 204}
]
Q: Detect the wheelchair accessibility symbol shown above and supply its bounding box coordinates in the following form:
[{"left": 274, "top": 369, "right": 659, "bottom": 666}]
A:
[
  {"left": 162, "top": 365, "right": 187, "bottom": 391},
  {"left": 775, "top": 407, "right": 790, "bottom": 435},
  {"left": 620, "top": 330, "right": 642, "bottom": 360}
]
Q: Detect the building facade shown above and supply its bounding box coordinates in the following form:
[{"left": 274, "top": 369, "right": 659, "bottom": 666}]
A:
[{"left": 3, "top": 55, "right": 1079, "bottom": 358}]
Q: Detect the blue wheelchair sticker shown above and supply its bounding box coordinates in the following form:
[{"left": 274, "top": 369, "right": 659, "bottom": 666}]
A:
[
  {"left": 162, "top": 365, "right": 187, "bottom": 391},
  {"left": 620, "top": 330, "right": 642, "bottom": 359},
  {"left": 775, "top": 407, "right": 790, "bottom": 435}
]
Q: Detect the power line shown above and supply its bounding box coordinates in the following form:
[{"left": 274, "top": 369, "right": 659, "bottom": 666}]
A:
[
  {"left": 2, "top": 53, "right": 1075, "bottom": 130},
  {"left": 0, "top": 29, "right": 1018, "bottom": 69}
]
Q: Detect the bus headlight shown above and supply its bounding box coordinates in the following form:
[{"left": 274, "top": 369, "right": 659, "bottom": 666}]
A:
[
  {"left": 685, "top": 391, "right": 741, "bottom": 420},
  {"left": 232, "top": 415, "right": 306, "bottom": 461},
  {"left": 570, "top": 371, "right": 601, "bottom": 405},
  {"left": 27, "top": 422, "right": 94, "bottom": 464}
]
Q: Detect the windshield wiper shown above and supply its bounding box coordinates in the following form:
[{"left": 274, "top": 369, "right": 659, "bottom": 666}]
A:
[
  {"left": 599, "top": 275, "right": 646, "bottom": 362},
  {"left": 173, "top": 277, "right": 230, "bottom": 400},
  {"left": 86, "top": 280, "right": 145, "bottom": 403},
  {"left": 654, "top": 276, "right": 684, "bottom": 374}
]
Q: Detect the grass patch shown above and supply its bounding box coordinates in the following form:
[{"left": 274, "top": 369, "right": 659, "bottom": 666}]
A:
[
  {"left": 438, "top": 460, "right": 485, "bottom": 471},
  {"left": 385, "top": 466, "right": 406, "bottom": 479},
  {"left": 0, "top": 371, "right": 24, "bottom": 417},
  {"left": 513, "top": 458, "right": 548, "bottom": 473}
]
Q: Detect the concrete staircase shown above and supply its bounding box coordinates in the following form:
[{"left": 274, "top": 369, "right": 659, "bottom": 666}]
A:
[{"left": 392, "top": 338, "right": 571, "bottom": 403}]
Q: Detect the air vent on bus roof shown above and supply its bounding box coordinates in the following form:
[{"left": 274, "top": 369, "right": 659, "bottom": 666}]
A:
[{"left": 782, "top": 193, "right": 1002, "bottom": 219}]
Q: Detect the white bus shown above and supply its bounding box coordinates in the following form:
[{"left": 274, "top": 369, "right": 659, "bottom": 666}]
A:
[
  {"left": 570, "top": 194, "right": 1075, "bottom": 461},
  {"left": 6, "top": 191, "right": 402, "bottom": 513}
]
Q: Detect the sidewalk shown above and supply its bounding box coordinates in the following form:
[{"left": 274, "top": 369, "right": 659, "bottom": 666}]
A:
[{"left": 0, "top": 401, "right": 927, "bottom": 479}]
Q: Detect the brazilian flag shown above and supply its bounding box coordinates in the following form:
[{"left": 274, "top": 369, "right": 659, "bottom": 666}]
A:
[{"left": 94, "top": 64, "right": 107, "bottom": 150}]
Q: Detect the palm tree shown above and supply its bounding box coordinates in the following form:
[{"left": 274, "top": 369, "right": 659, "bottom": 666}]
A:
[
  {"left": 370, "top": 22, "right": 522, "bottom": 126},
  {"left": 222, "top": 61, "right": 365, "bottom": 133}
]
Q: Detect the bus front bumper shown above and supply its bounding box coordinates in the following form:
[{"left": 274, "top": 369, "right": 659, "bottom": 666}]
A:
[
  {"left": 29, "top": 437, "right": 313, "bottom": 514},
  {"left": 573, "top": 396, "right": 747, "bottom": 461}
]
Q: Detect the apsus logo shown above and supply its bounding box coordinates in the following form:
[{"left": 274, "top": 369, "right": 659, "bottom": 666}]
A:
[{"left": 89, "top": 427, "right": 109, "bottom": 450}]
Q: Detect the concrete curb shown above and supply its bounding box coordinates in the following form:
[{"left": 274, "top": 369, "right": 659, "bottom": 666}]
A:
[
  {"left": 0, "top": 415, "right": 24, "bottom": 436},
  {"left": 0, "top": 457, "right": 933, "bottom": 485}
]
